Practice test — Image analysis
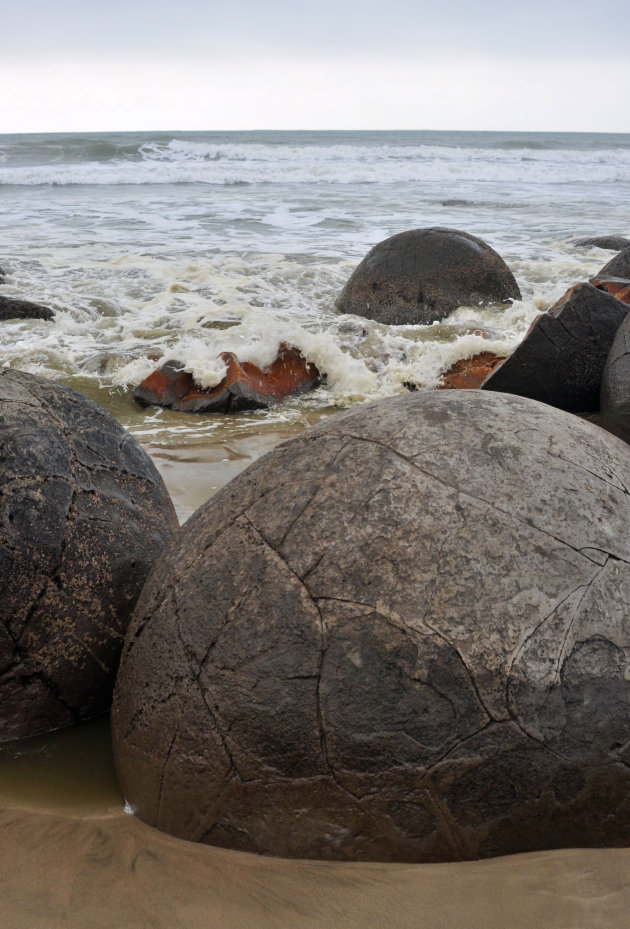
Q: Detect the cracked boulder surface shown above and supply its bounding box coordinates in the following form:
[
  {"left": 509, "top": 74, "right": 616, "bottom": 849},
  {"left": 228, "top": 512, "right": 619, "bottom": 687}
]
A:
[
  {"left": 112, "top": 390, "right": 630, "bottom": 862},
  {"left": 0, "top": 369, "right": 179, "bottom": 742},
  {"left": 335, "top": 227, "right": 521, "bottom": 326},
  {"left": 481, "top": 282, "right": 630, "bottom": 413}
]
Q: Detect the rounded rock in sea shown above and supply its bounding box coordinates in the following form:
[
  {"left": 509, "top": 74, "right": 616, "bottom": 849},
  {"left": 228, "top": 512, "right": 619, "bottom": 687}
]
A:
[
  {"left": 574, "top": 235, "right": 630, "bottom": 251},
  {"left": 335, "top": 227, "right": 521, "bottom": 325},
  {"left": 0, "top": 369, "right": 178, "bottom": 742},
  {"left": 112, "top": 390, "right": 630, "bottom": 862}
]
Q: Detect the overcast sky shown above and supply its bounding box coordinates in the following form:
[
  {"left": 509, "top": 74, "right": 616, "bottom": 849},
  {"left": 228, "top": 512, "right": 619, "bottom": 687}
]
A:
[{"left": 1, "top": 0, "right": 629, "bottom": 132}]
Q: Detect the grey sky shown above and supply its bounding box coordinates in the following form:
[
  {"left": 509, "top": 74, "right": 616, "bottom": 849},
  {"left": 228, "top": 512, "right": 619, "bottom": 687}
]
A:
[
  {"left": 2, "top": 0, "right": 629, "bottom": 131},
  {"left": 6, "top": 0, "right": 627, "bottom": 58}
]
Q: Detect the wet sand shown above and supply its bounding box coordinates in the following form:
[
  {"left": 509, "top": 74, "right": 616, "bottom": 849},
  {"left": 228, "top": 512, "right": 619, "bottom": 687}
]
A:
[
  {"left": 2, "top": 675, "right": 630, "bottom": 928},
  {"left": 2, "top": 802, "right": 630, "bottom": 929}
]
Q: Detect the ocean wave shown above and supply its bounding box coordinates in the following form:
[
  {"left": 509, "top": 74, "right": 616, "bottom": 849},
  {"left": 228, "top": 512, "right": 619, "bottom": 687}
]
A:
[{"left": 1, "top": 144, "right": 630, "bottom": 187}]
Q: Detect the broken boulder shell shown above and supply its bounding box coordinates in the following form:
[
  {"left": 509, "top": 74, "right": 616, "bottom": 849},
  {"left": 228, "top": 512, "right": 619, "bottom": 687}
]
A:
[
  {"left": 113, "top": 390, "right": 630, "bottom": 862},
  {"left": 0, "top": 369, "right": 178, "bottom": 742},
  {"left": 336, "top": 227, "right": 521, "bottom": 326},
  {"left": 134, "top": 343, "right": 320, "bottom": 413},
  {"left": 436, "top": 351, "right": 507, "bottom": 390},
  {"left": 481, "top": 282, "right": 629, "bottom": 412}
]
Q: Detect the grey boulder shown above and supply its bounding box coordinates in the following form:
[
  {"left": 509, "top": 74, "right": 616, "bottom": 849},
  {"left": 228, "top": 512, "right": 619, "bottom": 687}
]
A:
[
  {"left": 574, "top": 235, "right": 630, "bottom": 251},
  {"left": 113, "top": 390, "right": 630, "bottom": 862},
  {"left": 0, "top": 369, "right": 178, "bottom": 742},
  {"left": 0, "top": 295, "right": 53, "bottom": 321},
  {"left": 336, "top": 228, "right": 521, "bottom": 325},
  {"left": 597, "top": 247, "right": 630, "bottom": 280}
]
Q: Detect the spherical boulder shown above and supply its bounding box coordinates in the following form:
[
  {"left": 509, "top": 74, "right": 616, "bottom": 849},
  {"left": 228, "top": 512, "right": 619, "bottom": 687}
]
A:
[
  {"left": 112, "top": 390, "right": 630, "bottom": 862},
  {"left": 0, "top": 369, "right": 178, "bottom": 742},
  {"left": 336, "top": 228, "right": 521, "bottom": 325}
]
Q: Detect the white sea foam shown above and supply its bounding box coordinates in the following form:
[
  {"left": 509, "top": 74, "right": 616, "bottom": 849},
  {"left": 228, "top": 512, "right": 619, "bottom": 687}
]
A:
[{"left": 0, "top": 129, "right": 627, "bottom": 448}]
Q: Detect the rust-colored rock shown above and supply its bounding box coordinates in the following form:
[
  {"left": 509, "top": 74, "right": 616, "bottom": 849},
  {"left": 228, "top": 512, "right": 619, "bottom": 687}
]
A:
[
  {"left": 437, "top": 352, "right": 507, "bottom": 390},
  {"left": 591, "top": 277, "right": 630, "bottom": 305},
  {"left": 134, "top": 343, "right": 321, "bottom": 413}
]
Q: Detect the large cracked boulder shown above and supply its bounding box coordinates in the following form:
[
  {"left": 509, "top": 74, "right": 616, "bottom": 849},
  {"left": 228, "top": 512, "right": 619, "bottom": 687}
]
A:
[
  {"left": 112, "top": 390, "right": 630, "bottom": 862},
  {"left": 336, "top": 228, "right": 521, "bottom": 325},
  {"left": 0, "top": 369, "right": 178, "bottom": 742}
]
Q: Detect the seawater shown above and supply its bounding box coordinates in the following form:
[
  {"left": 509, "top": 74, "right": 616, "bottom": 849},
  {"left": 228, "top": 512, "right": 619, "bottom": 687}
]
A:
[{"left": 1, "top": 129, "right": 629, "bottom": 503}]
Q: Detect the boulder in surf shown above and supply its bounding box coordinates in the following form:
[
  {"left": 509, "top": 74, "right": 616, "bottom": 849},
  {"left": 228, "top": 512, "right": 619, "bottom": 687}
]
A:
[
  {"left": 0, "top": 295, "right": 53, "bottom": 322},
  {"left": 336, "top": 228, "right": 521, "bottom": 325},
  {"left": 134, "top": 343, "right": 321, "bottom": 413},
  {"left": 574, "top": 235, "right": 630, "bottom": 251},
  {"left": 435, "top": 351, "right": 507, "bottom": 390},
  {"left": 481, "top": 282, "right": 629, "bottom": 413}
]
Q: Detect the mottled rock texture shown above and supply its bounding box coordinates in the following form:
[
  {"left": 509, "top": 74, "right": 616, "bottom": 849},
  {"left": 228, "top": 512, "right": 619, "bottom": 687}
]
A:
[
  {"left": 598, "top": 247, "right": 630, "bottom": 280},
  {"left": 336, "top": 228, "right": 520, "bottom": 325},
  {"left": 134, "top": 344, "right": 320, "bottom": 413},
  {"left": 0, "top": 295, "right": 53, "bottom": 321},
  {"left": 575, "top": 236, "right": 630, "bottom": 251},
  {"left": 600, "top": 313, "right": 630, "bottom": 443},
  {"left": 113, "top": 390, "right": 630, "bottom": 862},
  {"left": 481, "top": 282, "right": 629, "bottom": 413},
  {"left": 0, "top": 369, "right": 178, "bottom": 742}
]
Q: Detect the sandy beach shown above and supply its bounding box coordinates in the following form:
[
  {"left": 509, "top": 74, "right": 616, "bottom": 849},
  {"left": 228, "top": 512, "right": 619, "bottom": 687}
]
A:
[
  {"left": 0, "top": 715, "right": 629, "bottom": 929},
  {"left": 2, "top": 802, "right": 630, "bottom": 929}
]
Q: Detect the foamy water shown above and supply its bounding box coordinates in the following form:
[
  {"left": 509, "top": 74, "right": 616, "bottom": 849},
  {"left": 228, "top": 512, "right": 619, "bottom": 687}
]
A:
[{"left": 1, "top": 129, "right": 628, "bottom": 449}]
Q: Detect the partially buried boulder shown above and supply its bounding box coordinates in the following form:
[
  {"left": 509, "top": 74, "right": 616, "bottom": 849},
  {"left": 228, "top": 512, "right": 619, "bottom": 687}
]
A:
[
  {"left": 597, "top": 246, "right": 630, "bottom": 280},
  {"left": 336, "top": 228, "right": 520, "bottom": 325},
  {"left": 0, "top": 369, "right": 178, "bottom": 743},
  {"left": 0, "top": 295, "right": 53, "bottom": 321},
  {"left": 574, "top": 235, "right": 630, "bottom": 251},
  {"left": 134, "top": 343, "right": 320, "bottom": 413},
  {"left": 481, "top": 282, "right": 629, "bottom": 412},
  {"left": 113, "top": 390, "right": 630, "bottom": 862}
]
